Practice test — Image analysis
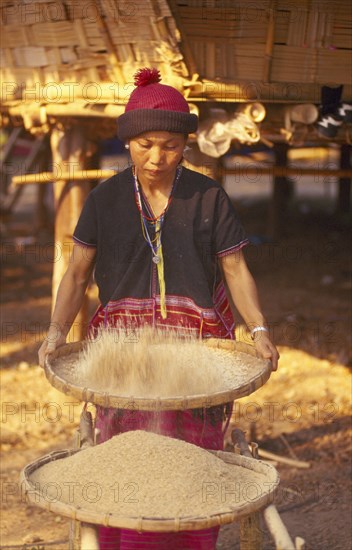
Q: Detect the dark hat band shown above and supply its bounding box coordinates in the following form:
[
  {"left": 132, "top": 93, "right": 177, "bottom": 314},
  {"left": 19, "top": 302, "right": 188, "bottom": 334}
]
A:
[{"left": 118, "top": 109, "right": 198, "bottom": 140}]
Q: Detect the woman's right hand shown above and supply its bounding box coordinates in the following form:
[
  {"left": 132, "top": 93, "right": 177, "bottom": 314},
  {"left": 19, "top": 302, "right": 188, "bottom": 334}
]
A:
[{"left": 38, "top": 325, "right": 66, "bottom": 368}]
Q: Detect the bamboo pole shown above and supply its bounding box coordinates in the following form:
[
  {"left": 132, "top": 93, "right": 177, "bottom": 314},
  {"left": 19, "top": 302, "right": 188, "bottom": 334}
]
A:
[
  {"left": 258, "top": 448, "right": 311, "bottom": 469},
  {"left": 12, "top": 165, "right": 352, "bottom": 187},
  {"left": 12, "top": 169, "right": 116, "bottom": 185},
  {"left": 222, "top": 166, "right": 352, "bottom": 178},
  {"left": 262, "top": 505, "right": 295, "bottom": 550}
]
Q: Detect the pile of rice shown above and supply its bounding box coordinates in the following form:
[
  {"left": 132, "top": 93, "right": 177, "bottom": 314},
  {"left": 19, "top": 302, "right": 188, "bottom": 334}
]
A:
[{"left": 29, "top": 430, "right": 267, "bottom": 518}]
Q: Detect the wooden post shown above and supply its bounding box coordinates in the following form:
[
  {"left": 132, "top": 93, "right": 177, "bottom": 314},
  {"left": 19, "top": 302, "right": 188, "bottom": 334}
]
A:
[
  {"left": 337, "top": 144, "right": 351, "bottom": 213},
  {"left": 36, "top": 182, "right": 50, "bottom": 231},
  {"left": 268, "top": 142, "right": 290, "bottom": 238},
  {"left": 232, "top": 429, "right": 301, "bottom": 550},
  {"left": 50, "top": 125, "right": 92, "bottom": 342},
  {"left": 232, "top": 429, "right": 263, "bottom": 550},
  {"left": 35, "top": 137, "right": 51, "bottom": 233}
]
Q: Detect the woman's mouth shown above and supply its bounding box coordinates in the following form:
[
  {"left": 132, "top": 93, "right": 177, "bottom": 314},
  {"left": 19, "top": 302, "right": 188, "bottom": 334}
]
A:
[{"left": 147, "top": 169, "right": 162, "bottom": 176}]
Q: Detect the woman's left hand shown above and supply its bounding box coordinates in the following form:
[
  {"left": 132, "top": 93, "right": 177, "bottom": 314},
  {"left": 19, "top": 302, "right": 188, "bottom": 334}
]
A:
[{"left": 253, "top": 332, "right": 280, "bottom": 372}]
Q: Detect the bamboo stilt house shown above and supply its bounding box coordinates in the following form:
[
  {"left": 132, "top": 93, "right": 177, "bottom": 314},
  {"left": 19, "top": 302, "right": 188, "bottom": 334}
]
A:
[
  {"left": 1, "top": 0, "right": 351, "bottom": 338},
  {"left": 0, "top": 0, "right": 351, "bottom": 141}
]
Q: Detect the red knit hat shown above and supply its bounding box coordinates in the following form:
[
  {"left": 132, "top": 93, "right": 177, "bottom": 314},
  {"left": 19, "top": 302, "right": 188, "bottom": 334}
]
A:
[{"left": 118, "top": 68, "right": 198, "bottom": 140}]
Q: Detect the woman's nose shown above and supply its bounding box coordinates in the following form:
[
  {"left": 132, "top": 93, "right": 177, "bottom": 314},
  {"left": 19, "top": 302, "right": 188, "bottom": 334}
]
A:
[{"left": 150, "top": 147, "right": 164, "bottom": 164}]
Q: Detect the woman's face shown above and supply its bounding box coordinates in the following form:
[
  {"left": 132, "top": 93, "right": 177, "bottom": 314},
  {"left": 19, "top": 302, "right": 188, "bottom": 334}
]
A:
[{"left": 129, "top": 131, "right": 187, "bottom": 187}]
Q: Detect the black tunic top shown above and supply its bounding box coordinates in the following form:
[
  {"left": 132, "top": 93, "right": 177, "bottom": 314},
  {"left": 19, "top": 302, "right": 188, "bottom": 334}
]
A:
[{"left": 73, "top": 166, "right": 248, "bottom": 312}]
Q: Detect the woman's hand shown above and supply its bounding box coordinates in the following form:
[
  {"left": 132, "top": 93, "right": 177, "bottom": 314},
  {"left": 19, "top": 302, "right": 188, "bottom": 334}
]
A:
[
  {"left": 38, "top": 326, "right": 66, "bottom": 368},
  {"left": 253, "top": 332, "right": 280, "bottom": 372}
]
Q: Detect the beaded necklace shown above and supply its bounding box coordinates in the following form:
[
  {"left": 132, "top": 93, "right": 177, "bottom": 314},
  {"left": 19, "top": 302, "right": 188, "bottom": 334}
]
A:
[{"left": 133, "top": 165, "right": 182, "bottom": 319}]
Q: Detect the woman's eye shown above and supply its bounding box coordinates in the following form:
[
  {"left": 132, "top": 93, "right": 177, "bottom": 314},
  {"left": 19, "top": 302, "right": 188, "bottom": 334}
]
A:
[{"left": 137, "top": 143, "right": 178, "bottom": 150}]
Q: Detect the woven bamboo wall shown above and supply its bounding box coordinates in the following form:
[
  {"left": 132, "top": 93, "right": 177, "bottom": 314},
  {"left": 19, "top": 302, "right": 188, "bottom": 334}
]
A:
[
  {"left": 174, "top": 0, "right": 352, "bottom": 86},
  {"left": 0, "top": 0, "right": 187, "bottom": 103},
  {"left": 0, "top": 0, "right": 351, "bottom": 106}
]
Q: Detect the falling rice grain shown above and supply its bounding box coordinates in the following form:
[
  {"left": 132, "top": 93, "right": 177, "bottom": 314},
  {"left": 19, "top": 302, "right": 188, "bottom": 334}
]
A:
[{"left": 52, "top": 327, "right": 265, "bottom": 399}]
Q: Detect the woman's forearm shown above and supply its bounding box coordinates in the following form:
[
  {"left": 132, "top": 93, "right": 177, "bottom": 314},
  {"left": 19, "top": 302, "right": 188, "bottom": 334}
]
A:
[
  {"left": 220, "top": 250, "right": 280, "bottom": 371},
  {"left": 227, "top": 269, "right": 267, "bottom": 329},
  {"left": 47, "top": 244, "right": 96, "bottom": 339},
  {"left": 39, "top": 245, "right": 96, "bottom": 366},
  {"left": 220, "top": 251, "right": 267, "bottom": 330},
  {"left": 49, "top": 269, "right": 91, "bottom": 338}
]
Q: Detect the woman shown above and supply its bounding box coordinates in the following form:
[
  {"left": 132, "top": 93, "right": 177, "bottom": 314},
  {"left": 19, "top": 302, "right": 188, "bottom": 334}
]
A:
[{"left": 39, "top": 68, "right": 279, "bottom": 550}]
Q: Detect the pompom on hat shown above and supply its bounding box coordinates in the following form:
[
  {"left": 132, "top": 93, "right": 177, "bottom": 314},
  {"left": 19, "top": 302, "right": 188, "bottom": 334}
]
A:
[{"left": 117, "top": 68, "right": 198, "bottom": 140}]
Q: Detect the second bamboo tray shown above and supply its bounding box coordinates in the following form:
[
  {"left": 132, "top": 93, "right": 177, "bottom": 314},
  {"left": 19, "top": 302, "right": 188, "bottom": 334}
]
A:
[{"left": 21, "top": 447, "right": 279, "bottom": 532}]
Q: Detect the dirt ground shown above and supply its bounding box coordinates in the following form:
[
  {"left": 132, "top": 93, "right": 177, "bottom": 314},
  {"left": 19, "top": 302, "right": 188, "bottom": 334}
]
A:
[{"left": 1, "top": 189, "right": 351, "bottom": 549}]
